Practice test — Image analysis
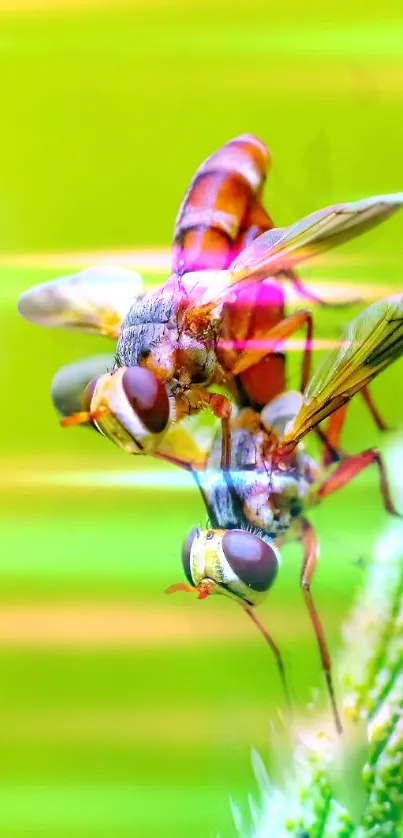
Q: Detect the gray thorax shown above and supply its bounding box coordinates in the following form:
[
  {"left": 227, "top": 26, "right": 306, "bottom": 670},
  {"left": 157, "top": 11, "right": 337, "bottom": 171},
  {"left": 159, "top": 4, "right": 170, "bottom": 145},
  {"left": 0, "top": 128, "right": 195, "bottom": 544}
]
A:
[{"left": 115, "top": 278, "right": 218, "bottom": 385}]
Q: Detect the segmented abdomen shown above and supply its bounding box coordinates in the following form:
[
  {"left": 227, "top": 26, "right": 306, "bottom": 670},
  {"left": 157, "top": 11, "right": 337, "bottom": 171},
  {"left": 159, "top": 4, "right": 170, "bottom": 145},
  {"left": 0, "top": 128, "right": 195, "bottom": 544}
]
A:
[{"left": 172, "top": 134, "right": 272, "bottom": 274}]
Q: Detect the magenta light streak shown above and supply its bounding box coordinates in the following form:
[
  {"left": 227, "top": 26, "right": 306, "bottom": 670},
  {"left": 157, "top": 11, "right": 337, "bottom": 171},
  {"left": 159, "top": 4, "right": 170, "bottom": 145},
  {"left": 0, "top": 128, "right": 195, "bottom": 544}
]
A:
[
  {"left": 0, "top": 247, "right": 397, "bottom": 299},
  {"left": 219, "top": 338, "right": 350, "bottom": 351}
]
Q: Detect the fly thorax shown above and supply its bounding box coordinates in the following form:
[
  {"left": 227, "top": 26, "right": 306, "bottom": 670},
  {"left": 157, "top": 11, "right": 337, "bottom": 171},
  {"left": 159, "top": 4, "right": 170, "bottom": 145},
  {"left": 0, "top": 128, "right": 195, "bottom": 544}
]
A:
[
  {"left": 269, "top": 470, "right": 309, "bottom": 522},
  {"left": 176, "top": 333, "right": 217, "bottom": 384},
  {"left": 239, "top": 470, "right": 305, "bottom": 538},
  {"left": 117, "top": 320, "right": 177, "bottom": 373},
  {"left": 116, "top": 281, "right": 179, "bottom": 369},
  {"left": 180, "top": 270, "right": 229, "bottom": 307},
  {"left": 207, "top": 428, "right": 259, "bottom": 470},
  {"left": 244, "top": 489, "right": 275, "bottom": 533},
  {"left": 202, "top": 470, "right": 261, "bottom": 530},
  {"left": 296, "top": 450, "right": 324, "bottom": 485},
  {"left": 143, "top": 330, "right": 179, "bottom": 379},
  {"left": 271, "top": 470, "right": 305, "bottom": 500}
]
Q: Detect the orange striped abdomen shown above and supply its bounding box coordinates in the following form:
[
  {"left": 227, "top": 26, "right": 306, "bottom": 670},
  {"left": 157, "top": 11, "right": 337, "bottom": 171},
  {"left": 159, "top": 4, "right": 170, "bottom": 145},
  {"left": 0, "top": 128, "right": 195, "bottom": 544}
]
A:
[
  {"left": 231, "top": 198, "right": 276, "bottom": 267},
  {"left": 172, "top": 135, "right": 271, "bottom": 274}
]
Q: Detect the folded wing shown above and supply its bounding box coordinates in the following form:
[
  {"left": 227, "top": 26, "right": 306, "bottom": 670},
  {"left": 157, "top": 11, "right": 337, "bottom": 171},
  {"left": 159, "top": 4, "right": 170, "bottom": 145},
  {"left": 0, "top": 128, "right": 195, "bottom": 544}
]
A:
[
  {"left": 228, "top": 194, "right": 403, "bottom": 283},
  {"left": 51, "top": 354, "right": 115, "bottom": 421},
  {"left": 283, "top": 294, "right": 403, "bottom": 448},
  {"left": 18, "top": 266, "right": 143, "bottom": 338}
]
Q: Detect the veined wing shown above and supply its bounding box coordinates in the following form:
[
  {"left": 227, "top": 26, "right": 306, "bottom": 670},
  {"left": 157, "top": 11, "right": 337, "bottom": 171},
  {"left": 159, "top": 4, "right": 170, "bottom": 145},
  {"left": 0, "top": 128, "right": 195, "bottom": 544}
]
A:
[
  {"left": 283, "top": 294, "right": 403, "bottom": 448},
  {"left": 18, "top": 266, "right": 143, "bottom": 338},
  {"left": 227, "top": 194, "right": 403, "bottom": 284},
  {"left": 51, "top": 355, "right": 115, "bottom": 421}
]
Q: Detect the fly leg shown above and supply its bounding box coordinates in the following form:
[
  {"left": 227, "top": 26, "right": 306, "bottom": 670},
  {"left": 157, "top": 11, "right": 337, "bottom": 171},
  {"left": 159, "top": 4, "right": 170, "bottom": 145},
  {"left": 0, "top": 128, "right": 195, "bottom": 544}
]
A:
[
  {"left": 186, "top": 388, "right": 233, "bottom": 470},
  {"left": 316, "top": 448, "right": 402, "bottom": 518},
  {"left": 241, "top": 603, "right": 293, "bottom": 715},
  {"left": 319, "top": 391, "right": 389, "bottom": 468},
  {"left": 299, "top": 517, "right": 343, "bottom": 734},
  {"left": 225, "top": 308, "right": 317, "bottom": 458},
  {"left": 318, "top": 405, "right": 349, "bottom": 467},
  {"left": 228, "top": 309, "right": 314, "bottom": 389},
  {"left": 360, "top": 387, "right": 389, "bottom": 432},
  {"left": 283, "top": 269, "right": 360, "bottom": 309},
  {"left": 209, "top": 394, "right": 233, "bottom": 471}
]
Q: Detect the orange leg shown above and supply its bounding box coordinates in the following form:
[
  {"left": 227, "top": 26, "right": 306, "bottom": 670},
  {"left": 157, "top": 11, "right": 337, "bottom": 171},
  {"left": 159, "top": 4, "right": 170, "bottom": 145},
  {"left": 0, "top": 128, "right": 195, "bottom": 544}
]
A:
[
  {"left": 317, "top": 448, "right": 402, "bottom": 517},
  {"left": 166, "top": 578, "right": 292, "bottom": 715},
  {"left": 320, "top": 405, "right": 349, "bottom": 467},
  {"left": 283, "top": 269, "right": 360, "bottom": 309},
  {"left": 228, "top": 309, "right": 313, "bottom": 384},
  {"left": 188, "top": 389, "right": 233, "bottom": 470},
  {"left": 321, "top": 390, "right": 389, "bottom": 468},
  {"left": 299, "top": 518, "right": 342, "bottom": 734},
  {"left": 360, "top": 387, "right": 389, "bottom": 432}
]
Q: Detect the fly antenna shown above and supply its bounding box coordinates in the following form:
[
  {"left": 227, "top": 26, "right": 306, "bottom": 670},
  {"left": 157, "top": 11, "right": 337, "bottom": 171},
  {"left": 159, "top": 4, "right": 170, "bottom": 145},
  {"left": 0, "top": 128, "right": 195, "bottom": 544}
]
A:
[{"left": 60, "top": 406, "right": 108, "bottom": 428}]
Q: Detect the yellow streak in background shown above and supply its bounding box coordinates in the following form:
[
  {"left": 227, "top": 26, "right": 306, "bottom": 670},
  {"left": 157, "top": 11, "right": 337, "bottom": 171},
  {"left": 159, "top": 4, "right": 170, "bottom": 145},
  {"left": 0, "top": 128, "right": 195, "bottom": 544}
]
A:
[
  {"left": 0, "top": 247, "right": 397, "bottom": 303},
  {"left": 0, "top": 248, "right": 171, "bottom": 272},
  {"left": 0, "top": 706, "right": 274, "bottom": 746},
  {"left": 0, "top": 247, "right": 400, "bottom": 271},
  {"left": 0, "top": 603, "right": 315, "bottom": 647},
  {"left": 0, "top": 0, "right": 163, "bottom": 10}
]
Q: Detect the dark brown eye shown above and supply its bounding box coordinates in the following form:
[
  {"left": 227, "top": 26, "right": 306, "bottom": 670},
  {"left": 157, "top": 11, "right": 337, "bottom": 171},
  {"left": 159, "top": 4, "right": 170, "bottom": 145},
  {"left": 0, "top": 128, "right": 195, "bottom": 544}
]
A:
[
  {"left": 122, "top": 367, "right": 169, "bottom": 434},
  {"left": 82, "top": 377, "right": 99, "bottom": 412},
  {"left": 222, "top": 530, "right": 278, "bottom": 592},
  {"left": 181, "top": 528, "right": 199, "bottom": 585}
]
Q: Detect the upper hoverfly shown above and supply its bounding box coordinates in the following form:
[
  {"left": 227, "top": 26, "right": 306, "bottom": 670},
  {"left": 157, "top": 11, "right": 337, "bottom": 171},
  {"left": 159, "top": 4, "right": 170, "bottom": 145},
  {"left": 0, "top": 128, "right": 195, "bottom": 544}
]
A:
[
  {"left": 18, "top": 135, "right": 403, "bottom": 470},
  {"left": 166, "top": 293, "right": 403, "bottom": 733}
]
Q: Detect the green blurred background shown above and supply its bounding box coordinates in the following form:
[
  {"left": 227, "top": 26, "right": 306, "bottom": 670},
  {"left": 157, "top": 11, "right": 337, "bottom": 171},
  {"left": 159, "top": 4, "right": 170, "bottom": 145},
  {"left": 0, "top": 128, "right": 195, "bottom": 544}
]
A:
[{"left": 1, "top": 0, "right": 403, "bottom": 835}]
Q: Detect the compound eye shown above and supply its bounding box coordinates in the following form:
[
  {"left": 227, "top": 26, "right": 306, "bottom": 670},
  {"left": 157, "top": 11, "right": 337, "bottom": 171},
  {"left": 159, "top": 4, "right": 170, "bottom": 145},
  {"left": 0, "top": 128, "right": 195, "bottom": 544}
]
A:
[
  {"left": 122, "top": 367, "right": 170, "bottom": 434},
  {"left": 222, "top": 530, "right": 278, "bottom": 592},
  {"left": 82, "top": 377, "right": 99, "bottom": 412},
  {"left": 181, "top": 528, "right": 199, "bottom": 585}
]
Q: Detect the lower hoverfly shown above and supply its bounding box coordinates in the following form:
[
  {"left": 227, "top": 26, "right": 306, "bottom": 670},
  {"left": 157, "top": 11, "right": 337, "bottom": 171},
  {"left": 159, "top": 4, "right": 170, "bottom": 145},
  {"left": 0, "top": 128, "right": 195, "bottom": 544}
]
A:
[
  {"left": 166, "top": 293, "right": 403, "bottom": 733},
  {"left": 18, "top": 135, "right": 403, "bottom": 469}
]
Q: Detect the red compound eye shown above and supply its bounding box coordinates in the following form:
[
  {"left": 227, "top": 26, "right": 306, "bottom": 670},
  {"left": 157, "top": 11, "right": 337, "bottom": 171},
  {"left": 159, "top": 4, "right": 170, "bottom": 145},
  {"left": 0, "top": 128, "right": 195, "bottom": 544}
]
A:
[
  {"left": 222, "top": 530, "right": 278, "bottom": 592},
  {"left": 122, "top": 367, "right": 170, "bottom": 434}
]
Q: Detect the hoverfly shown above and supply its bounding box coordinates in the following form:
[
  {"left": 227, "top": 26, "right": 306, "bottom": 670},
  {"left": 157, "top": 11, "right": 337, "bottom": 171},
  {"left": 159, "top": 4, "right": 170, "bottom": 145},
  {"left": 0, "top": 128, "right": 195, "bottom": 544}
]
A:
[
  {"left": 166, "top": 293, "right": 403, "bottom": 733},
  {"left": 172, "top": 132, "right": 392, "bottom": 457},
  {"left": 18, "top": 136, "right": 403, "bottom": 471}
]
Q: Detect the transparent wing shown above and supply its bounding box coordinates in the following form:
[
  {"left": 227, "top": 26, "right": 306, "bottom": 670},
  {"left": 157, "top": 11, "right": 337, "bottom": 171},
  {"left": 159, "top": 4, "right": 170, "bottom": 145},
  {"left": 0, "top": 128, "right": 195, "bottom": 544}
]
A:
[
  {"left": 283, "top": 294, "right": 403, "bottom": 447},
  {"left": 260, "top": 391, "right": 303, "bottom": 439},
  {"left": 228, "top": 193, "right": 403, "bottom": 283},
  {"left": 51, "top": 354, "right": 115, "bottom": 420},
  {"left": 156, "top": 411, "right": 220, "bottom": 471},
  {"left": 18, "top": 266, "right": 143, "bottom": 338}
]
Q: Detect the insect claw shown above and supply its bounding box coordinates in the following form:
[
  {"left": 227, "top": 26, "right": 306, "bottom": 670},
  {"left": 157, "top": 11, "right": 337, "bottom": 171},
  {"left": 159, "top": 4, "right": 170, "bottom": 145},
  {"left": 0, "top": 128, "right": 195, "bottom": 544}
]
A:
[{"left": 197, "top": 584, "right": 211, "bottom": 599}]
